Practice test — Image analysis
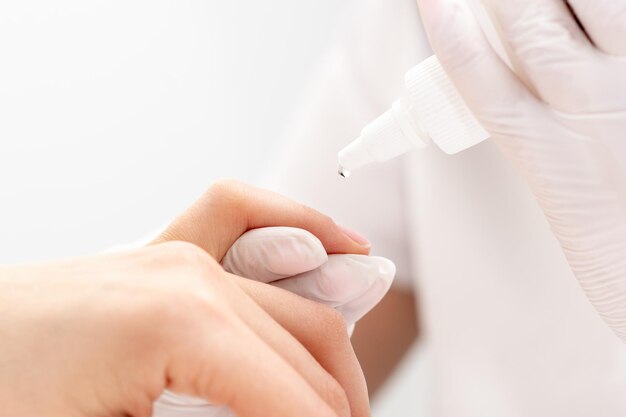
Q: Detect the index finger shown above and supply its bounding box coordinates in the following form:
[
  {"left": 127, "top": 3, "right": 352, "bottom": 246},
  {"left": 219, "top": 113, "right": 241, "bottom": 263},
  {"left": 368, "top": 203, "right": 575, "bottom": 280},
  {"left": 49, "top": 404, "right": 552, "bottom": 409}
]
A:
[{"left": 154, "top": 180, "right": 371, "bottom": 261}]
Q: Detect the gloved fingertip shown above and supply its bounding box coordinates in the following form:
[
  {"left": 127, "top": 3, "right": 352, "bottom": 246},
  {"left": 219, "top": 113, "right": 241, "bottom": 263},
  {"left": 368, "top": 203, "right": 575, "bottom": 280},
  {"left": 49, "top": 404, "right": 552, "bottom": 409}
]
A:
[
  {"left": 372, "top": 256, "right": 396, "bottom": 285},
  {"left": 282, "top": 227, "right": 329, "bottom": 270},
  {"left": 223, "top": 227, "right": 330, "bottom": 281},
  {"left": 337, "top": 275, "right": 394, "bottom": 324},
  {"left": 327, "top": 255, "right": 395, "bottom": 299},
  {"left": 327, "top": 256, "right": 395, "bottom": 324}
]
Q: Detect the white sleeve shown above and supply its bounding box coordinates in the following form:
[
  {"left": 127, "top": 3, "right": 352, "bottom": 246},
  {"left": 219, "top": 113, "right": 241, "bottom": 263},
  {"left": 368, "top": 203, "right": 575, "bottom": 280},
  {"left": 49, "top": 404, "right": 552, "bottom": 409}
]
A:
[{"left": 263, "top": 0, "right": 432, "bottom": 288}]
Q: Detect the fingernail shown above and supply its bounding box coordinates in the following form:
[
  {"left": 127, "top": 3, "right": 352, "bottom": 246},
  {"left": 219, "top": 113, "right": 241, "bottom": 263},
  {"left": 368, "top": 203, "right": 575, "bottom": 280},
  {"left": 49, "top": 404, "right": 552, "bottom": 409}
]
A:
[{"left": 338, "top": 224, "right": 371, "bottom": 248}]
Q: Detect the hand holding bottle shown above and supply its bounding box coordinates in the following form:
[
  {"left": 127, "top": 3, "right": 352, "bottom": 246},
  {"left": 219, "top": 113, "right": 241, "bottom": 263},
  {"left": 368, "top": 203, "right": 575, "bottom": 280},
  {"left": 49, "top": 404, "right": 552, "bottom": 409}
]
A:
[{"left": 416, "top": 0, "right": 626, "bottom": 341}]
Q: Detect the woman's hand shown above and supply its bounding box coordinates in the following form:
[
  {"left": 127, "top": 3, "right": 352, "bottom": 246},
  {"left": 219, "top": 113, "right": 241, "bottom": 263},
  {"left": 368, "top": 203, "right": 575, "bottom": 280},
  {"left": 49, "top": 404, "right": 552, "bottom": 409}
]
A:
[
  {"left": 0, "top": 243, "right": 361, "bottom": 417},
  {"left": 150, "top": 180, "right": 387, "bottom": 417}
]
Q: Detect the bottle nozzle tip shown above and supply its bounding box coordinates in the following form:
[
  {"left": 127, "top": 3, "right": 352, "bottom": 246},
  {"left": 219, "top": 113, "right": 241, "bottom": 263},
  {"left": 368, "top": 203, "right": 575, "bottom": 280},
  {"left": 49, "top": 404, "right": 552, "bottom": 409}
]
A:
[
  {"left": 337, "top": 136, "right": 372, "bottom": 177},
  {"left": 337, "top": 164, "right": 351, "bottom": 179}
]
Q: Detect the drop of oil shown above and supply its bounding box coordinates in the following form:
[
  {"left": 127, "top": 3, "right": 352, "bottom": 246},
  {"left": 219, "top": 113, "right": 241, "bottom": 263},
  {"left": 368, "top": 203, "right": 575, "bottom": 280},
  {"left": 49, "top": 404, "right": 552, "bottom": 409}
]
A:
[{"left": 338, "top": 165, "right": 351, "bottom": 179}]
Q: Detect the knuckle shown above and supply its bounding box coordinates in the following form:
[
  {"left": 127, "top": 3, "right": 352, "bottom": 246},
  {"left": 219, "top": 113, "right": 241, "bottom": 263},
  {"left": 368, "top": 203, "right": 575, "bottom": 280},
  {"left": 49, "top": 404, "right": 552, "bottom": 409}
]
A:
[
  {"left": 141, "top": 243, "right": 225, "bottom": 317},
  {"left": 119, "top": 246, "right": 233, "bottom": 350},
  {"left": 204, "top": 179, "right": 250, "bottom": 217},
  {"left": 207, "top": 179, "right": 247, "bottom": 202},
  {"left": 145, "top": 284, "right": 227, "bottom": 343}
]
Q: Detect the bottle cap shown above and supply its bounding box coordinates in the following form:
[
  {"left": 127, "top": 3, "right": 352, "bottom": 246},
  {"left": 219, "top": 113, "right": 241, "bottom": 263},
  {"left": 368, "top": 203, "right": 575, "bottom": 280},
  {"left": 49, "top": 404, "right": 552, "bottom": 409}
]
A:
[
  {"left": 405, "top": 55, "right": 489, "bottom": 154},
  {"left": 337, "top": 55, "right": 490, "bottom": 173}
]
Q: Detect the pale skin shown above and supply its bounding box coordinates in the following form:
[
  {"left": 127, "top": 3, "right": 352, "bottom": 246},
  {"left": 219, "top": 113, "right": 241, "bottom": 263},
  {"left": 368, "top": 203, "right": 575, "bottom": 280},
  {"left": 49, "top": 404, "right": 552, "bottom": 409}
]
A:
[{"left": 0, "top": 180, "right": 371, "bottom": 417}]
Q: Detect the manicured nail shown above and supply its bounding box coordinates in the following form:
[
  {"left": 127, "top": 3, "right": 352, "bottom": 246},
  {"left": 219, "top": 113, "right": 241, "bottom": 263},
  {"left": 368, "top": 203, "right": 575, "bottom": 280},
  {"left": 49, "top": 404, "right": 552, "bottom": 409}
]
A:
[{"left": 339, "top": 224, "right": 371, "bottom": 248}]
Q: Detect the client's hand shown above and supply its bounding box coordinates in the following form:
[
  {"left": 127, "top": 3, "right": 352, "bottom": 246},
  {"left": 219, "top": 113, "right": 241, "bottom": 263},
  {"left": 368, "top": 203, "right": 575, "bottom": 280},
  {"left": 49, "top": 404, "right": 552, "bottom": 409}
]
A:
[
  {"left": 0, "top": 243, "right": 354, "bottom": 417},
  {"left": 152, "top": 179, "right": 371, "bottom": 261},
  {"left": 156, "top": 227, "right": 395, "bottom": 417},
  {"left": 151, "top": 180, "right": 395, "bottom": 417},
  {"left": 155, "top": 179, "right": 394, "bottom": 326},
  {"left": 0, "top": 180, "right": 381, "bottom": 417}
]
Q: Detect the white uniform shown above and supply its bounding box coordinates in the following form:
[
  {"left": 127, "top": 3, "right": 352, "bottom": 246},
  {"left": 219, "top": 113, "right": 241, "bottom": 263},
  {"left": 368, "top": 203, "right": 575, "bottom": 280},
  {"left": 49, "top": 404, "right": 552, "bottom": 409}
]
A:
[{"left": 267, "top": 0, "right": 626, "bottom": 415}]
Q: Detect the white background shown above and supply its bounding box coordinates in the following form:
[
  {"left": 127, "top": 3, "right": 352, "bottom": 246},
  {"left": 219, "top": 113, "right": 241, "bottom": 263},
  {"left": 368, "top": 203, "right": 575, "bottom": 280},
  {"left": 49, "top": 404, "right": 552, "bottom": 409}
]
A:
[
  {"left": 0, "top": 1, "right": 423, "bottom": 415},
  {"left": 0, "top": 0, "right": 346, "bottom": 263}
]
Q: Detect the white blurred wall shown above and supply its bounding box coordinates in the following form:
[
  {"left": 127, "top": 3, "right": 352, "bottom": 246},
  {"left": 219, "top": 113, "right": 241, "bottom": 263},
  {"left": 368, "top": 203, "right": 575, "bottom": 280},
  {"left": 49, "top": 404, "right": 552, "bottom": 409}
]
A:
[
  {"left": 0, "top": 0, "right": 347, "bottom": 262},
  {"left": 0, "top": 2, "right": 423, "bottom": 415}
]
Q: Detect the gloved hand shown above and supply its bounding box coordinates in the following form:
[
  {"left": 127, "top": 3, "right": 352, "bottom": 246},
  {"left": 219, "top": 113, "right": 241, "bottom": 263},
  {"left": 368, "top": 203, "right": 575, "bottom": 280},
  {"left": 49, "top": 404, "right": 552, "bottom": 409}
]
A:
[
  {"left": 416, "top": 0, "right": 626, "bottom": 340},
  {"left": 154, "top": 227, "right": 395, "bottom": 416},
  {"left": 223, "top": 227, "right": 395, "bottom": 325}
]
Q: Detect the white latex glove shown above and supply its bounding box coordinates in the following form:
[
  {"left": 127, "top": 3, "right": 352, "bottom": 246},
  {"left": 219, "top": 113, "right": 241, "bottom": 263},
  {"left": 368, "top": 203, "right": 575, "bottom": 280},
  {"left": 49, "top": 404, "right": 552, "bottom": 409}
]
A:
[
  {"left": 154, "top": 227, "right": 395, "bottom": 417},
  {"left": 222, "top": 227, "right": 395, "bottom": 325},
  {"left": 416, "top": 0, "right": 626, "bottom": 340}
]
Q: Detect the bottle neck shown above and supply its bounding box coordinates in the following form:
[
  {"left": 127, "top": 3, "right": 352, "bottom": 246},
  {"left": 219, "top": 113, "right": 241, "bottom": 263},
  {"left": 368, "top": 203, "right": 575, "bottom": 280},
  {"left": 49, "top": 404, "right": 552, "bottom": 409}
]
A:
[{"left": 393, "top": 96, "right": 431, "bottom": 149}]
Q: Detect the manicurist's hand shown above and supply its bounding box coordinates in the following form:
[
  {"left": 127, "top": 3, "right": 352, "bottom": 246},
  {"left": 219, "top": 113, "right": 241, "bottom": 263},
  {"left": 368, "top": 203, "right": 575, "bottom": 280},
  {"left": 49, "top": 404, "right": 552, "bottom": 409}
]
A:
[{"left": 416, "top": 0, "right": 626, "bottom": 341}]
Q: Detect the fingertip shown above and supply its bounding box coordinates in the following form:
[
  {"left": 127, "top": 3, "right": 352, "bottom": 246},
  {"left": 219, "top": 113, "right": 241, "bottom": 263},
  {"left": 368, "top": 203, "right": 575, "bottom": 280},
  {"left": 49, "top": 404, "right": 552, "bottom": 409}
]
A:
[
  {"left": 241, "top": 227, "right": 329, "bottom": 279},
  {"left": 284, "top": 227, "right": 329, "bottom": 269},
  {"left": 333, "top": 256, "right": 395, "bottom": 324},
  {"left": 371, "top": 256, "right": 396, "bottom": 287}
]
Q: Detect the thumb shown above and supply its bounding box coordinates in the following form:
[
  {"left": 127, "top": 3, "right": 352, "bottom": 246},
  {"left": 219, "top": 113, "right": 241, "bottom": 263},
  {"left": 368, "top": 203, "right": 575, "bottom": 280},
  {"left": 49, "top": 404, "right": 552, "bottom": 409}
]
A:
[{"left": 222, "top": 227, "right": 328, "bottom": 284}]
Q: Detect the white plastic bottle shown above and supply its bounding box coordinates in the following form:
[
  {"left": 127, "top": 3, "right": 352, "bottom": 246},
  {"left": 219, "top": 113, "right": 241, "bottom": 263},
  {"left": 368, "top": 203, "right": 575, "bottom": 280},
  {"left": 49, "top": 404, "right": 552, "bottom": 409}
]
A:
[
  {"left": 337, "top": 0, "right": 515, "bottom": 176},
  {"left": 337, "top": 55, "right": 489, "bottom": 177}
]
